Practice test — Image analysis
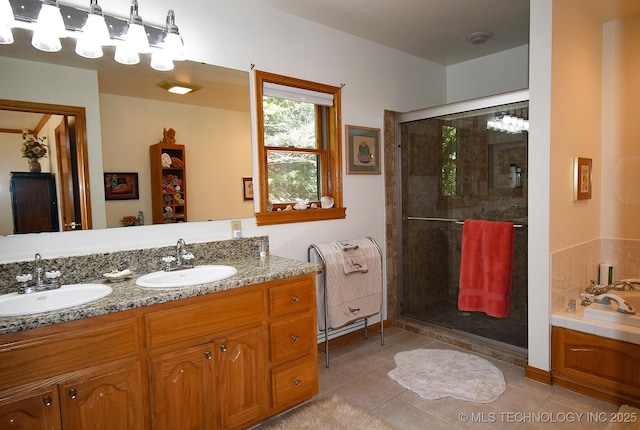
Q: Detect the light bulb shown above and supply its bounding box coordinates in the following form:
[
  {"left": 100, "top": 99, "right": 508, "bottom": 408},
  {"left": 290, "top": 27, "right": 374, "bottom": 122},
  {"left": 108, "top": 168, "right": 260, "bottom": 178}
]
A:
[
  {"left": 114, "top": 42, "right": 140, "bottom": 65},
  {"left": 120, "top": 0, "right": 149, "bottom": 54},
  {"left": 0, "top": 0, "right": 15, "bottom": 44},
  {"left": 150, "top": 46, "right": 174, "bottom": 71}
]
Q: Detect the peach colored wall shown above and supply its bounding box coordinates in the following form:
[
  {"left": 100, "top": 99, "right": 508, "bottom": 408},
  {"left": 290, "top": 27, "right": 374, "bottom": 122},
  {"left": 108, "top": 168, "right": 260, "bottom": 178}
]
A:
[
  {"left": 550, "top": 0, "right": 602, "bottom": 252},
  {"left": 601, "top": 15, "right": 640, "bottom": 240},
  {"left": 100, "top": 94, "right": 253, "bottom": 228}
]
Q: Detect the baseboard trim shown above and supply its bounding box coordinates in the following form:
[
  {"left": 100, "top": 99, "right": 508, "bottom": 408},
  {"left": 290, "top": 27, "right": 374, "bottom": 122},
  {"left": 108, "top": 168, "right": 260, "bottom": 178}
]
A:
[
  {"left": 317, "top": 319, "right": 391, "bottom": 353},
  {"left": 525, "top": 365, "right": 552, "bottom": 385}
]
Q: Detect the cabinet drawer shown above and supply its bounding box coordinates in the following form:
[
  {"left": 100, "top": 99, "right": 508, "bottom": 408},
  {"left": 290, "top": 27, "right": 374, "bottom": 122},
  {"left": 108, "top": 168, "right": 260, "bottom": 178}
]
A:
[
  {"left": 271, "top": 357, "right": 317, "bottom": 410},
  {"left": 0, "top": 318, "right": 139, "bottom": 391},
  {"left": 270, "top": 313, "right": 315, "bottom": 363},
  {"left": 269, "top": 277, "right": 314, "bottom": 317},
  {"left": 145, "top": 289, "right": 264, "bottom": 349}
]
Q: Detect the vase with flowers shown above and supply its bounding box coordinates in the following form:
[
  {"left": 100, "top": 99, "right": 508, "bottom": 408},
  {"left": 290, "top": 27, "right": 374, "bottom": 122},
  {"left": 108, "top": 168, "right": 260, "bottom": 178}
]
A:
[{"left": 21, "top": 129, "right": 48, "bottom": 173}]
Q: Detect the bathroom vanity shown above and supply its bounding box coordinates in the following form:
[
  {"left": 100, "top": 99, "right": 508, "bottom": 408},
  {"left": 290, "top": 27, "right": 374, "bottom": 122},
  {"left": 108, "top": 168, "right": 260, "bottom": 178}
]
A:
[{"left": 0, "top": 240, "right": 320, "bottom": 430}]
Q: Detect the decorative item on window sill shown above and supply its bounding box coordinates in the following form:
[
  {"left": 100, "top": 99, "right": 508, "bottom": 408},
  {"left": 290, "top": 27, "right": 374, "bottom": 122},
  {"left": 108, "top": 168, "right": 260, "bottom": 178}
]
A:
[
  {"left": 20, "top": 128, "right": 47, "bottom": 173},
  {"left": 486, "top": 112, "right": 529, "bottom": 134}
]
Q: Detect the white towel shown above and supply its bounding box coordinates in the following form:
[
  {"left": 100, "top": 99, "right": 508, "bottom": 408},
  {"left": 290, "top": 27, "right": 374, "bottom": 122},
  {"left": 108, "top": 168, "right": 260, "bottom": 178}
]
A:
[{"left": 314, "top": 238, "right": 382, "bottom": 330}]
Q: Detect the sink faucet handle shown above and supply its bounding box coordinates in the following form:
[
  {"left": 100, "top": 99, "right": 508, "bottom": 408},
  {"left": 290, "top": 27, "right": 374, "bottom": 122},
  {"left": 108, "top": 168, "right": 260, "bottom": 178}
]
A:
[
  {"left": 16, "top": 274, "right": 33, "bottom": 283},
  {"left": 45, "top": 270, "right": 61, "bottom": 280},
  {"left": 182, "top": 253, "right": 194, "bottom": 261}
]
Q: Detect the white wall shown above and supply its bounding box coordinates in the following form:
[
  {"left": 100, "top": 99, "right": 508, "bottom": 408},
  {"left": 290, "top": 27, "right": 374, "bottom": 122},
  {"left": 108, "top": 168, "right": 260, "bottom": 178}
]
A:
[
  {"left": 0, "top": 0, "right": 446, "bottom": 273},
  {"left": 446, "top": 45, "right": 529, "bottom": 103}
]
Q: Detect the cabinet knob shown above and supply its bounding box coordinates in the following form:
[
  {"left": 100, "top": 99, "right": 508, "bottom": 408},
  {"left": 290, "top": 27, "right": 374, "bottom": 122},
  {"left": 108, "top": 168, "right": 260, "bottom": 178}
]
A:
[
  {"left": 293, "top": 379, "right": 301, "bottom": 386},
  {"left": 291, "top": 335, "right": 299, "bottom": 341},
  {"left": 291, "top": 295, "right": 300, "bottom": 302},
  {"left": 43, "top": 396, "right": 52, "bottom": 407},
  {"left": 219, "top": 344, "right": 227, "bottom": 352},
  {"left": 205, "top": 351, "right": 212, "bottom": 360},
  {"left": 69, "top": 388, "right": 77, "bottom": 399}
]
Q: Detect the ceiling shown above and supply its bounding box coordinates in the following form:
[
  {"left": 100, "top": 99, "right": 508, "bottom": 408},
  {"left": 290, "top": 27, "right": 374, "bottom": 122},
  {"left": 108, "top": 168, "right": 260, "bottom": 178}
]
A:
[{"left": 261, "top": 0, "right": 531, "bottom": 66}]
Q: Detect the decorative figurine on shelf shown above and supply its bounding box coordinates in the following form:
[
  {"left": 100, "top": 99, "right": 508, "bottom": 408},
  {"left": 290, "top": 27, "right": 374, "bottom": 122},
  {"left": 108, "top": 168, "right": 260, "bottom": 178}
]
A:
[{"left": 161, "top": 127, "right": 176, "bottom": 145}]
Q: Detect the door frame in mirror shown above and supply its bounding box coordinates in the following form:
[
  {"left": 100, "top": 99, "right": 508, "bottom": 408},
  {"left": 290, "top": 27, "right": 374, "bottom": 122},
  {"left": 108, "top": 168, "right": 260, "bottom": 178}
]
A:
[{"left": 0, "top": 99, "right": 92, "bottom": 231}]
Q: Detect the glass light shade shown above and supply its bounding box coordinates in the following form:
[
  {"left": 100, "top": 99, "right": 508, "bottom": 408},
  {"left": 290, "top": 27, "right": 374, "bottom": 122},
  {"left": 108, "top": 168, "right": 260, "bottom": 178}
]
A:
[
  {"left": 123, "top": 22, "right": 150, "bottom": 53},
  {"left": 163, "top": 32, "right": 184, "bottom": 61},
  {"left": 32, "top": 3, "right": 66, "bottom": 52},
  {"left": 0, "top": 26, "right": 13, "bottom": 44},
  {"left": 0, "top": 0, "right": 16, "bottom": 29},
  {"left": 75, "top": 13, "right": 110, "bottom": 58},
  {"left": 150, "top": 47, "right": 174, "bottom": 71},
  {"left": 114, "top": 43, "right": 140, "bottom": 65}
]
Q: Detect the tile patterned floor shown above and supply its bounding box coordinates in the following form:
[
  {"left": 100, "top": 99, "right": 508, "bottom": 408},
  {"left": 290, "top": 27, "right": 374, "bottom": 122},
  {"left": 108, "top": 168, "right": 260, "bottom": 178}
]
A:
[{"left": 257, "top": 327, "right": 623, "bottom": 429}]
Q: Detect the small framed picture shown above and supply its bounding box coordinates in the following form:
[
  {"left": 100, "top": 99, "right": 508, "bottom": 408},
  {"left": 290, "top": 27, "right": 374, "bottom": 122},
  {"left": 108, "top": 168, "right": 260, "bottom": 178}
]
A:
[
  {"left": 104, "top": 172, "right": 139, "bottom": 200},
  {"left": 346, "top": 125, "right": 381, "bottom": 174},
  {"left": 243, "top": 177, "right": 254, "bottom": 200},
  {"left": 573, "top": 157, "right": 592, "bottom": 201}
]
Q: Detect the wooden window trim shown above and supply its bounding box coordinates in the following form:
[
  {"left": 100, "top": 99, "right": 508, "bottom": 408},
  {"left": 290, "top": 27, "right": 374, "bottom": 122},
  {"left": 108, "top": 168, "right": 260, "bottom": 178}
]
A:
[{"left": 255, "top": 71, "right": 345, "bottom": 226}]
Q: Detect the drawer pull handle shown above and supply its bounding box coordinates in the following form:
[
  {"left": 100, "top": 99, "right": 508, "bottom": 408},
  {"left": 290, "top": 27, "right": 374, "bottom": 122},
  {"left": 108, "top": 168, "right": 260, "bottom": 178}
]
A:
[
  {"left": 69, "top": 388, "right": 77, "bottom": 399},
  {"left": 293, "top": 379, "right": 301, "bottom": 386},
  {"left": 219, "top": 344, "right": 227, "bottom": 352},
  {"left": 291, "top": 295, "right": 300, "bottom": 302},
  {"left": 43, "top": 396, "right": 52, "bottom": 407},
  {"left": 291, "top": 335, "right": 299, "bottom": 341},
  {"left": 205, "top": 351, "right": 212, "bottom": 360}
]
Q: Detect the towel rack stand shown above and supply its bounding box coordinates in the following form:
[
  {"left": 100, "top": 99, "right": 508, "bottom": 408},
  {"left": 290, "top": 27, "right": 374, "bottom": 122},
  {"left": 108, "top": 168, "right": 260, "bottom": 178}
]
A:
[{"left": 308, "top": 236, "right": 384, "bottom": 368}]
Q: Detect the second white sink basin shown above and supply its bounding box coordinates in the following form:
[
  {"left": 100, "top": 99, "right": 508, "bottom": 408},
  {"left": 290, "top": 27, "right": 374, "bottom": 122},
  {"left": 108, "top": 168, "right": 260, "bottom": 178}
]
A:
[
  {"left": 0, "top": 283, "right": 113, "bottom": 317},
  {"left": 135, "top": 265, "right": 238, "bottom": 289}
]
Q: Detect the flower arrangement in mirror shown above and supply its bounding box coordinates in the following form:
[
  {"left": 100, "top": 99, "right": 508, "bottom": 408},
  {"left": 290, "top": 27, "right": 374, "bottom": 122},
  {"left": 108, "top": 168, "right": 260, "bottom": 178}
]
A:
[{"left": 21, "top": 129, "right": 48, "bottom": 173}]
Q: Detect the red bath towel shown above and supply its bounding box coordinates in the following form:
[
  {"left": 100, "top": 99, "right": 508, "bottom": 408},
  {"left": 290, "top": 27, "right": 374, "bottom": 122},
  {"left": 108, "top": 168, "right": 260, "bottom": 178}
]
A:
[{"left": 458, "top": 220, "right": 515, "bottom": 318}]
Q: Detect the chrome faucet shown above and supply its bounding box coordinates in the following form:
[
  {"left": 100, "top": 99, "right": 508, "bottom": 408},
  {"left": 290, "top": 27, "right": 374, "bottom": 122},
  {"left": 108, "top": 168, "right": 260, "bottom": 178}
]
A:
[
  {"left": 608, "top": 279, "right": 639, "bottom": 292},
  {"left": 16, "top": 253, "right": 61, "bottom": 294},
  {"left": 163, "top": 239, "right": 195, "bottom": 272}
]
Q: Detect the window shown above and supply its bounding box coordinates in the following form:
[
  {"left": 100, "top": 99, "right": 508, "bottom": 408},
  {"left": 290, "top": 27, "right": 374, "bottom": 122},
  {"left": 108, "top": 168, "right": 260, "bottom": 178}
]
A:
[
  {"left": 255, "top": 71, "right": 345, "bottom": 225},
  {"left": 440, "top": 123, "right": 458, "bottom": 197}
]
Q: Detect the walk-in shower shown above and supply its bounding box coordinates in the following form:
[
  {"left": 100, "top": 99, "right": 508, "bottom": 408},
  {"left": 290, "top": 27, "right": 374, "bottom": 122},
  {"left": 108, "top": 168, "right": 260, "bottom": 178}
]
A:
[{"left": 397, "top": 91, "right": 528, "bottom": 349}]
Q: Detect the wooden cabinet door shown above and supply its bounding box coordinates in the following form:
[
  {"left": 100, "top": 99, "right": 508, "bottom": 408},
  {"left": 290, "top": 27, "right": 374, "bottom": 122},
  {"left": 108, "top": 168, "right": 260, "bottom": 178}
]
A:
[
  {"left": 0, "top": 386, "right": 61, "bottom": 430},
  {"left": 59, "top": 362, "right": 144, "bottom": 430},
  {"left": 150, "top": 344, "right": 216, "bottom": 430},
  {"left": 215, "top": 326, "right": 267, "bottom": 430}
]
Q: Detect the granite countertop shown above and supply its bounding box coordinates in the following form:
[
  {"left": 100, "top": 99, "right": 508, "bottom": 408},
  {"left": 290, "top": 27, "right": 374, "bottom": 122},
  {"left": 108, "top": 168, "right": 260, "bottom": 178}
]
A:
[{"left": 0, "top": 255, "right": 321, "bottom": 336}]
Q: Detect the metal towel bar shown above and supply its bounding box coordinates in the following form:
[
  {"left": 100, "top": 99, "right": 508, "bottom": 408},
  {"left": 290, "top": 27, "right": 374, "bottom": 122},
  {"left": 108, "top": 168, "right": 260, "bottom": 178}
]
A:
[
  {"left": 308, "top": 236, "right": 384, "bottom": 368},
  {"left": 406, "top": 216, "right": 526, "bottom": 228}
]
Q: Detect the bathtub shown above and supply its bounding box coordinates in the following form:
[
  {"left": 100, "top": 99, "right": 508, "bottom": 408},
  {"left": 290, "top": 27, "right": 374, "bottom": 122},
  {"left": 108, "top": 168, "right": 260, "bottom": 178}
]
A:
[{"left": 583, "top": 291, "right": 640, "bottom": 328}]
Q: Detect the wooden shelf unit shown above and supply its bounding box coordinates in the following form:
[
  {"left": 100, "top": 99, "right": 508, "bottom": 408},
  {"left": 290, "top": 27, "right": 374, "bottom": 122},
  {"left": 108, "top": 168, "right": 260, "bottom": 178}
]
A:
[{"left": 150, "top": 143, "right": 187, "bottom": 224}]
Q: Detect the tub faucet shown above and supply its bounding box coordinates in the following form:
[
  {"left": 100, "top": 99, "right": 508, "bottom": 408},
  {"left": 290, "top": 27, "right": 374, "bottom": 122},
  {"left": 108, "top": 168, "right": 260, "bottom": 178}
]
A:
[
  {"left": 608, "top": 279, "right": 640, "bottom": 292},
  {"left": 594, "top": 293, "right": 636, "bottom": 315}
]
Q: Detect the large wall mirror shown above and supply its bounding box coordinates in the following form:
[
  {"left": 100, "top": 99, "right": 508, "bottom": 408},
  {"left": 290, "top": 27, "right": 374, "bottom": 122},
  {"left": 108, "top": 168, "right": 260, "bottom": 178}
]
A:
[{"left": 0, "top": 28, "right": 253, "bottom": 236}]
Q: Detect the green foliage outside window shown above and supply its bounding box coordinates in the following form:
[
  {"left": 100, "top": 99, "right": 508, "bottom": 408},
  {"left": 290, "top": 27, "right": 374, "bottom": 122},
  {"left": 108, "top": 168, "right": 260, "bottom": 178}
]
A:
[{"left": 441, "top": 125, "right": 458, "bottom": 196}]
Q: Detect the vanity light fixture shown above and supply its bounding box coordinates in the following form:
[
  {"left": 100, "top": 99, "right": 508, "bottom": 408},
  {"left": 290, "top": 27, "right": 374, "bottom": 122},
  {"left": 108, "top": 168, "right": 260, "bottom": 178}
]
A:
[
  {"left": 75, "top": 0, "right": 111, "bottom": 59},
  {"left": 31, "top": 0, "right": 66, "bottom": 52},
  {"left": 157, "top": 80, "right": 202, "bottom": 95},
  {"left": 487, "top": 112, "right": 529, "bottom": 134},
  {"left": 0, "top": 0, "right": 15, "bottom": 44},
  {"left": 114, "top": 0, "right": 150, "bottom": 65}
]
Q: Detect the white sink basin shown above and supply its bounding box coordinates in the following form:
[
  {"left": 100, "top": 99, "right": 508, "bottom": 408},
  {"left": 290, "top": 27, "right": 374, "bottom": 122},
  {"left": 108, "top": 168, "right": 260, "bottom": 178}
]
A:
[
  {"left": 135, "top": 265, "right": 238, "bottom": 289},
  {"left": 0, "top": 284, "right": 113, "bottom": 317},
  {"left": 583, "top": 291, "right": 640, "bottom": 328}
]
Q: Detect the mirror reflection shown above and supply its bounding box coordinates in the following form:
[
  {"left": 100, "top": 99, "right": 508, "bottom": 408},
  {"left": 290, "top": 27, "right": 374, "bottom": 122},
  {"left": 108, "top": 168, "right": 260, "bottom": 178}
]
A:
[{"left": 0, "top": 28, "right": 253, "bottom": 236}]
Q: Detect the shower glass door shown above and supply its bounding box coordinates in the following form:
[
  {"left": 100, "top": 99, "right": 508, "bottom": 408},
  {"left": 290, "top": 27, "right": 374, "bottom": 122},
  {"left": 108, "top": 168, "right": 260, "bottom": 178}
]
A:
[{"left": 397, "top": 91, "right": 529, "bottom": 349}]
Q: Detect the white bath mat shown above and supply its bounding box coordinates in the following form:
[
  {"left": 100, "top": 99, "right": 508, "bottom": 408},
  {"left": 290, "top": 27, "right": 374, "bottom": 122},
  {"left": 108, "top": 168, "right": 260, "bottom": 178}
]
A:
[{"left": 387, "top": 349, "right": 506, "bottom": 403}]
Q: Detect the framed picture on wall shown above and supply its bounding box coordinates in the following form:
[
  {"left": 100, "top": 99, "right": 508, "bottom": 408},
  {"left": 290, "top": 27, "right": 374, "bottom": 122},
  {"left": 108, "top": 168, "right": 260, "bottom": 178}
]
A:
[
  {"left": 573, "top": 157, "right": 592, "bottom": 201},
  {"left": 346, "top": 125, "right": 381, "bottom": 174},
  {"left": 104, "top": 172, "right": 139, "bottom": 200},
  {"left": 243, "top": 177, "right": 254, "bottom": 200}
]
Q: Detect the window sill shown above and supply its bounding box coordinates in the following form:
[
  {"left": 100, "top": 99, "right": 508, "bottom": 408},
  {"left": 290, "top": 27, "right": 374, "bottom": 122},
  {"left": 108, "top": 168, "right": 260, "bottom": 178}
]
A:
[{"left": 255, "top": 207, "right": 346, "bottom": 226}]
